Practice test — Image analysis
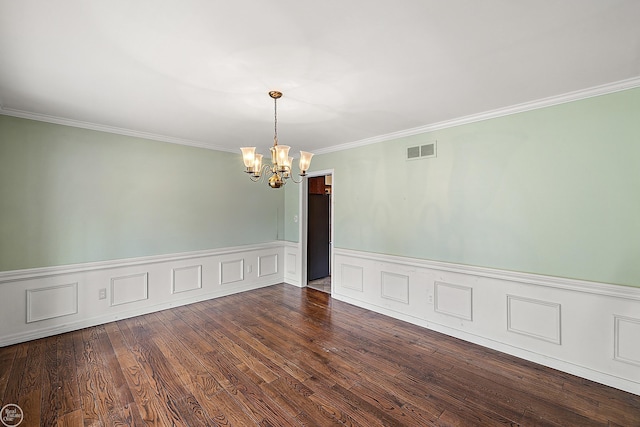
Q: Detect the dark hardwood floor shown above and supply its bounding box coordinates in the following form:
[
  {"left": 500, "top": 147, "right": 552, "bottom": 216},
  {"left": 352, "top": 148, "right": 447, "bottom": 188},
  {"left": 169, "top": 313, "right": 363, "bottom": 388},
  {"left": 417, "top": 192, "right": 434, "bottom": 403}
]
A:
[{"left": 0, "top": 284, "right": 639, "bottom": 426}]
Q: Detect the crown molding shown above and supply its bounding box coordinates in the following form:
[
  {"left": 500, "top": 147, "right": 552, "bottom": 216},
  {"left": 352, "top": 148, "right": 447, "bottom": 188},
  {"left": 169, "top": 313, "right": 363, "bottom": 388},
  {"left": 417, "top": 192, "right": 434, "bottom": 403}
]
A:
[
  {"left": 0, "top": 106, "right": 237, "bottom": 153},
  {"left": 314, "top": 76, "right": 640, "bottom": 155},
  {"left": 2, "top": 76, "right": 639, "bottom": 156}
]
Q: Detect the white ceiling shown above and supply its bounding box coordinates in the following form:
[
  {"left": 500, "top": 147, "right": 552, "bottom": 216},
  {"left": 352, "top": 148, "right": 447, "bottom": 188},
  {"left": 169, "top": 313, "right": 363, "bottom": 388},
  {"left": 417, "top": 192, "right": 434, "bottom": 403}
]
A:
[{"left": 1, "top": 1, "right": 639, "bottom": 156}]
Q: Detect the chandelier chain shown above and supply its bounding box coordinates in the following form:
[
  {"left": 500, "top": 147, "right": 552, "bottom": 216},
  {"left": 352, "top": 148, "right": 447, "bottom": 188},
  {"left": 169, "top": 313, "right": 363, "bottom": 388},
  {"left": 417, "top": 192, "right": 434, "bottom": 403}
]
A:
[{"left": 273, "top": 96, "right": 278, "bottom": 144}]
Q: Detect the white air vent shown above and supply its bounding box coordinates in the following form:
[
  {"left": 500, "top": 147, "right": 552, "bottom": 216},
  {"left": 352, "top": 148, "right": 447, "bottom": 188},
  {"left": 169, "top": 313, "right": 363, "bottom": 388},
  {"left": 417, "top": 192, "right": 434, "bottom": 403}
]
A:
[
  {"left": 407, "top": 141, "right": 437, "bottom": 160},
  {"left": 407, "top": 146, "right": 420, "bottom": 159}
]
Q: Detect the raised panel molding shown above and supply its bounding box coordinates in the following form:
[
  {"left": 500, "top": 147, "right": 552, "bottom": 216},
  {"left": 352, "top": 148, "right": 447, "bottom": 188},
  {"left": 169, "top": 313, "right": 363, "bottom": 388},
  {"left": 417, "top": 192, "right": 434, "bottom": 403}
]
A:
[
  {"left": 614, "top": 315, "right": 640, "bottom": 367},
  {"left": 26, "top": 283, "right": 78, "bottom": 323},
  {"left": 507, "top": 295, "right": 561, "bottom": 344},
  {"left": 381, "top": 272, "right": 409, "bottom": 304},
  {"left": 434, "top": 281, "right": 473, "bottom": 321},
  {"left": 220, "top": 259, "right": 244, "bottom": 285},
  {"left": 259, "top": 254, "right": 278, "bottom": 277},
  {"left": 341, "top": 264, "right": 364, "bottom": 292},
  {"left": 171, "top": 265, "right": 202, "bottom": 294},
  {"left": 111, "top": 273, "right": 149, "bottom": 306},
  {"left": 286, "top": 253, "right": 297, "bottom": 275}
]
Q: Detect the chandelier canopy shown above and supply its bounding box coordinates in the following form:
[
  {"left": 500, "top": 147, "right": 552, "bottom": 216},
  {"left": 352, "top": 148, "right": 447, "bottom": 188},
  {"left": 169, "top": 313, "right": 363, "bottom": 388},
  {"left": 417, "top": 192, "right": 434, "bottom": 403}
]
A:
[{"left": 240, "top": 91, "right": 313, "bottom": 188}]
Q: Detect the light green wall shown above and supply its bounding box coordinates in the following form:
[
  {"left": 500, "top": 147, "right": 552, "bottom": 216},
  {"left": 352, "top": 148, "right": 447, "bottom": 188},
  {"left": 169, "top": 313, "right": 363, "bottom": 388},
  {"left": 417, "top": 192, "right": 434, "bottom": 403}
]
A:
[
  {"left": 284, "top": 177, "right": 300, "bottom": 242},
  {"left": 3, "top": 87, "right": 639, "bottom": 286},
  {"left": 288, "top": 88, "right": 640, "bottom": 287},
  {"left": 0, "top": 116, "right": 282, "bottom": 271}
]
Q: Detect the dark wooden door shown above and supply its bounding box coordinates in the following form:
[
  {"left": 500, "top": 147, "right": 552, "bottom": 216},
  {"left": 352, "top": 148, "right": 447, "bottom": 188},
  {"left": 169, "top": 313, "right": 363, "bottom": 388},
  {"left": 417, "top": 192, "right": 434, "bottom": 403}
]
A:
[{"left": 308, "top": 193, "right": 330, "bottom": 281}]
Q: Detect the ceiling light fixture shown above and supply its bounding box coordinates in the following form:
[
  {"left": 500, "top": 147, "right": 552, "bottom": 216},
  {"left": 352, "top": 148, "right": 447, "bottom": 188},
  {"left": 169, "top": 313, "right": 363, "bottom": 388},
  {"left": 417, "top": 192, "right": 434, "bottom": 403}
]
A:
[{"left": 240, "top": 91, "right": 313, "bottom": 188}]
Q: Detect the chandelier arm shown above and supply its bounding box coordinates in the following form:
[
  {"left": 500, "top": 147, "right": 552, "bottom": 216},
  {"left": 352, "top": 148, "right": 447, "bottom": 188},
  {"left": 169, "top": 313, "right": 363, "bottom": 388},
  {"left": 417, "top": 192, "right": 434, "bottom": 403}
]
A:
[
  {"left": 247, "top": 164, "right": 274, "bottom": 182},
  {"left": 288, "top": 173, "right": 304, "bottom": 184}
]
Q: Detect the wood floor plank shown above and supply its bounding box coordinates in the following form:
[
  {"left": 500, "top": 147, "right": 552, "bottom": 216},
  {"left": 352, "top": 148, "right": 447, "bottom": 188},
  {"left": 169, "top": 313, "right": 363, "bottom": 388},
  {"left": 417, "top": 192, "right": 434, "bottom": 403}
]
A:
[
  {"left": 180, "top": 305, "right": 279, "bottom": 385},
  {"left": 198, "top": 308, "right": 312, "bottom": 384},
  {"left": 152, "top": 335, "right": 254, "bottom": 426},
  {"left": 356, "top": 362, "right": 447, "bottom": 421},
  {"left": 195, "top": 343, "right": 298, "bottom": 427},
  {"left": 56, "top": 409, "right": 84, "bottom": 427},
  {"left": 1, "top": 284, "right": 638, "bottom": 426},
  {"left": 0, "top": 345, "right": 18, "bottom": 401},
  {"left": 562, "top": 380, "right": 640, "bottom": 426},
  {"left": 448, "top": 363, "right": 604, "bottom": 426},
  {"left": 1, "top": 342, "right": 28, "bottom": 406},
  {"left": 78, "top": 327, "right": 130, "bottom": 426},
  {"left": 70, "top": 330, "right": 102, "bottom": 426},
  {"left": 260, "top": 376, "right": 342, "bottom": 426},
  {"left": 200, "top": 388, "right": 261, "bottom": 427},
  {"left": 18, "top": 339, "right": 44, "bottom": 396},
  {"left": 305, "top": 379, "right": 386, "bottom": 427},
  {"left": 104, "top": 321, "right": 175, "bottom": 426},
  {"left": 146, "top": 313, "right": 225, "bottom": 397},
  {"left": 18, "top": 388, "right": 41, "bottom": 427},
  {"left": 88, "top": 324, "right": 147, "bottom": 427},
  {"left": 140, "top": 313, "right": 240, "bottom": 426},
  {"left": 189, "top": 302, "right": 312, "bottom": 385},
  {"left": 348, "top": 377, "right": 442, "bottom": 426},
  {"left": 56, "top": 331, "right": 82, "bottom": 418},
  {"left": 118, "top": 316, "right": 207, "bottom": 426},
  {"left": 395, "top": 368, "right": 530, "bottom": 425},
  {"left": 90, "top": 325, "right": 136, "bottom": 404},
  {"left": 152, "top": 308, "right": 241, "bottom": 390},
  {"left": 40, "top": 336, "right": 61, "bottom": 427},
  {"left": 224, "top": 298, "right": 365, "bottom": 391}
]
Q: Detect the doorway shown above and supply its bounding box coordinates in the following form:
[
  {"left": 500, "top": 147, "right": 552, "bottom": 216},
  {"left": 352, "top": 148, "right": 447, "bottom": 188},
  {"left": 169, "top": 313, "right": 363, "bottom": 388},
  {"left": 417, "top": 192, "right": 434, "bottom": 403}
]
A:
[{"left": 306, "top": 173, "right": 332, "bottom": 293}]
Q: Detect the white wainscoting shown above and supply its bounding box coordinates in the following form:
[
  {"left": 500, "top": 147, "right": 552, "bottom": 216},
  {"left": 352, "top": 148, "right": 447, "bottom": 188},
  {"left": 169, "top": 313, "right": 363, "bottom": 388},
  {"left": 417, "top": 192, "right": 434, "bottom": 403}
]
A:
[
  {"left": 111, "top": 273, "right": 149, "bottom": 306},
  {"left": 26, "top": 283, "right": 78, "bottom": 323},
  {"left": 332, "top": 248, "right": 640, "bottom": 395},
  {"left": 284, "top": 241, "right": 301, "bottom": 287},
  {"left": 434, "top": 281, "right": 473, "bottom": 321},
  {"left": 381, "top": 272, "right": 410, "bottom": 304},
  {"left": 507, "top": 295, "right": 561, "bottom": 345},
  {"left": 171, "top": 265, "right": 202, "bottom": 294},
  {"left": 219, "top": 259, "right": 244, "bottom": 285},
  {"left": 614, "top": 315, "right": 640, "bottom": 367},
  {"left": 0, "top": 242, "right": 284, "bottom": 347},
  {"left": 259, "top": 254, "right": 278, "bottom": 277}
]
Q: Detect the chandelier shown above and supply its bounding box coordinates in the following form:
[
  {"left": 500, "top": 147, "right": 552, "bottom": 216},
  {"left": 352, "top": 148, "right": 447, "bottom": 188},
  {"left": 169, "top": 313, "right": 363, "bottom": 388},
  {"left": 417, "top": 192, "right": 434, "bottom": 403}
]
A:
[{"left": 240, "top": 91, "right": 313, "bottom": 188}]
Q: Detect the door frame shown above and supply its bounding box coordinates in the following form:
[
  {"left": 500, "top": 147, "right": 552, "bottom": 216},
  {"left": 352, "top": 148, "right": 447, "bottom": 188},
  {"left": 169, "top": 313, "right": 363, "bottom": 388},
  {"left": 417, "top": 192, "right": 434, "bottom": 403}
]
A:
[{"left": 299, "top": 168, "right": 334, "bottom": 291}]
